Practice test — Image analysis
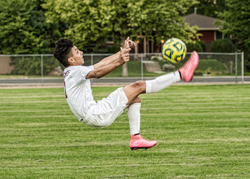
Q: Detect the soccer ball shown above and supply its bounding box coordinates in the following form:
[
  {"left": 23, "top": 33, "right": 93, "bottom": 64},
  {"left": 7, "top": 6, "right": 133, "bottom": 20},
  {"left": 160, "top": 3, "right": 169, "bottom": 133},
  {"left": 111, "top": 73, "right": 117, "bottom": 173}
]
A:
[{"left": 162, "top": 38, "right": 187, "bottom": 64}]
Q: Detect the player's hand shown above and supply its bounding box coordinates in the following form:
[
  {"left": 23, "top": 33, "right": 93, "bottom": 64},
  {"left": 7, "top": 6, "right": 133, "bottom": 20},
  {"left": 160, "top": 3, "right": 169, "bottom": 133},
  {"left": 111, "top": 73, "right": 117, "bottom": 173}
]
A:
[
  {"left": 119, "top": 47, "right": 130, "bottom": 65},
  {"left": 124, "top": 37, "right": 136, "bottom": 49}
]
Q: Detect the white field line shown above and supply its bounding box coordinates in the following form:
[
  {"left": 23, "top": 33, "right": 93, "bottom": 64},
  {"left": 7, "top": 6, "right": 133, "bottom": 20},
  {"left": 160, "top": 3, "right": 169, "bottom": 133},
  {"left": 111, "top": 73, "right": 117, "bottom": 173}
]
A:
[
  {"left": 0, "top": 95, "right": 65, "bottom": 98},
  {"left": 0, "top": 105, "right": 248, "bottom": 113},
  {"left": 0, "top": 163, "right": 216, "bottom": 170},
  {"left": 0, "top": 101, "right": 66, "bottom": 103}
]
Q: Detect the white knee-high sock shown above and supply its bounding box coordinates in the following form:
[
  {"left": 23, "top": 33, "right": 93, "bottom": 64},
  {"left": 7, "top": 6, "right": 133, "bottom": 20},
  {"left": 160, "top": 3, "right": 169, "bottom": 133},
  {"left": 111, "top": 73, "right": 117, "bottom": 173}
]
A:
[
  {"left": 146, "top": 71, "right": 180, "bottom": 94},
  {"left": 127, "top": 103, "right": 141, "bottom": 135}
]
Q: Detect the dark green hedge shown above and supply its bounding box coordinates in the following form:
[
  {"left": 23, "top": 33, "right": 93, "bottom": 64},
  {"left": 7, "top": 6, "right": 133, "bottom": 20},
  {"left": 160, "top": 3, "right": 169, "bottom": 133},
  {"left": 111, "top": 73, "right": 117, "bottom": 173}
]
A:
[
  {"left": 10, "top": 56, "right": 61, "bottom": 76},
  {"left": 210, "top": 39, "right": 236, "bottom": 52},
  {"left": 186, "top": 41, "right": 203, "bottom": 52}
]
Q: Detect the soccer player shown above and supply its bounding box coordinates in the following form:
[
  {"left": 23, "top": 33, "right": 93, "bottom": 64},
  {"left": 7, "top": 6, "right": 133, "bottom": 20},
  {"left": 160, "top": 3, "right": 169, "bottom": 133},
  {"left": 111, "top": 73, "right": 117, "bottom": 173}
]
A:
[{"left": 53, "top": 37, "right": 199, "bottom": 151}]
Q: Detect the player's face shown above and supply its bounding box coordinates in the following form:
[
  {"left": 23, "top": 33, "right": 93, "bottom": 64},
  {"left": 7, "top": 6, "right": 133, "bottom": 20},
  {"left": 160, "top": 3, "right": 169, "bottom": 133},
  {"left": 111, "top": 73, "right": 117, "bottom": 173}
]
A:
[{"left": 71, "top": 46, "right": 84, "bottom": 65}]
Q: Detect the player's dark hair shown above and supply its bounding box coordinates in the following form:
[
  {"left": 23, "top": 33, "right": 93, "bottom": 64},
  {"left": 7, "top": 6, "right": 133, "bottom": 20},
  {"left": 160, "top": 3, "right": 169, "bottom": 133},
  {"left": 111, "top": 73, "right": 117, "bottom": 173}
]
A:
[{"left": 53, "top": 39, "right": 74, "bottom": 67}]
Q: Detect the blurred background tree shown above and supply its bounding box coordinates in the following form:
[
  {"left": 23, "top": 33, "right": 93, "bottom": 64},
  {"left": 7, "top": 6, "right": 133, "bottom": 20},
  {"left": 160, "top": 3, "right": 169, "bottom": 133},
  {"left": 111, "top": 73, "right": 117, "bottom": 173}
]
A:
[
  {"left": 42, "top": 0, "right": 199, "bottom": 76},
  {"left": 184, "top": 0, "right": 226, "bottom": 18},
  {"left": 0, "top": 0, "right": 66, "bottom": 75},
  {"left": 1, "top": 0, "right": 249, "bottom": 74},
  {"left": 42, "top": 0, "right": 199, "bottom": 51},
  {"left": 0, "top": 0, "right": 66, "bottom": 54},
  {"left": 215, "top": 0, "right": 250, "bottom": 72}
]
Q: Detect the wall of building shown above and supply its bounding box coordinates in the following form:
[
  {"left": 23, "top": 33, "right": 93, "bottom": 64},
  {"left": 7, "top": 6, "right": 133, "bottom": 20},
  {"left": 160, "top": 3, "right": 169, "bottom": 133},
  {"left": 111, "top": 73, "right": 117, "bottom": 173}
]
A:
[
  {"left": 199, "top": 31, "right": 215, "bottom": 42},
  {"left": 0, "top": 56, "right": 14, "bottom": 74}
]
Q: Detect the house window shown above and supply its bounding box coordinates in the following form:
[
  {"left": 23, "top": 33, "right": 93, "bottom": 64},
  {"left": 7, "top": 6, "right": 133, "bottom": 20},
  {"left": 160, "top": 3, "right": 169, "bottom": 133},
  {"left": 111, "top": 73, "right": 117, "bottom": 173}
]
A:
[{"left": 216, "top": 31, "right": 223, "bottom": 40}]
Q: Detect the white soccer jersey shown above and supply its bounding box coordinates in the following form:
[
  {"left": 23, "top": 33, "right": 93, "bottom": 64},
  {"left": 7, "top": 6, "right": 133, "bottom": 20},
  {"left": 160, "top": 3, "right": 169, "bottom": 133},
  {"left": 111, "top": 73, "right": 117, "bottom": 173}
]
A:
[
  {"left": 64, "top": 65, "right": 128, "bottom": 128},
  {"left": 64, "top": 65, "right": 95, "bottom": 120}
]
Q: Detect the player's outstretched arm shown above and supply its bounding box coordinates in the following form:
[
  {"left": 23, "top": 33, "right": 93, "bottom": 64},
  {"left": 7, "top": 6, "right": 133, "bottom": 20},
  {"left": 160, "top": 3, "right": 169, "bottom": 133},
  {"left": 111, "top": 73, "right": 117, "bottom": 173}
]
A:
[
  {"left": 93, "top": 37, "right": 135, "bottom": 70},
  {"left": 86, "top": 47, "right": 131, "bottom": 79}
]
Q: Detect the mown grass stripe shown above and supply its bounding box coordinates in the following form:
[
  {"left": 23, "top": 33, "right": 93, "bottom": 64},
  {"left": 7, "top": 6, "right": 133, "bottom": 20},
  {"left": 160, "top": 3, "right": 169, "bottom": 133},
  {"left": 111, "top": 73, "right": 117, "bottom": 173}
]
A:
[{"left": 0, "top": 84, "right": 250, "bottom": 178}]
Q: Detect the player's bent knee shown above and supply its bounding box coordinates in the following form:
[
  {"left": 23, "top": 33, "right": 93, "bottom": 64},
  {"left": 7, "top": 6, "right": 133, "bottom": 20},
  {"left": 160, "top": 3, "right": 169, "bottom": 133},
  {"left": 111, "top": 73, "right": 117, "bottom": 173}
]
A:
[
  {"left": 131, "top": 81, "right": 146, "bottom": 93},
  {"left": 132, "top": 96, "right": 141, "bottom": 103}
]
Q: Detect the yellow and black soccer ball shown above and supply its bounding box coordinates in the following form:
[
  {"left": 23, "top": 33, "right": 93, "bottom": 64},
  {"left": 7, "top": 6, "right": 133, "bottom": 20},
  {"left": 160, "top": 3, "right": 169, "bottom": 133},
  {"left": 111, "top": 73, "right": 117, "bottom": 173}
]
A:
[{"left": 162, "top": 38, "right": 187, "bottom": 64}]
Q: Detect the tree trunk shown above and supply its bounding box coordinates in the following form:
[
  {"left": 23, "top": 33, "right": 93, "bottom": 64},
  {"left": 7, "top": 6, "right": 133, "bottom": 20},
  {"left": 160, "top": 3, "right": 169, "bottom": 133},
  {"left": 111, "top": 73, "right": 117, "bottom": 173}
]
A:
[
  {"left": 121, "top": 36, "right": 128, "bottom": 77},
  {"left": 122, "top": 63, "right": 128, "bottom": 77},
  {"left": 223, "top": 61, "right": 233, "bottom": 74},
  {"left": 229, "top": 61, "right": 233, "bottom": 74},
  {"left": 223, "top": 63, "right": 229, "bottom": 74}
]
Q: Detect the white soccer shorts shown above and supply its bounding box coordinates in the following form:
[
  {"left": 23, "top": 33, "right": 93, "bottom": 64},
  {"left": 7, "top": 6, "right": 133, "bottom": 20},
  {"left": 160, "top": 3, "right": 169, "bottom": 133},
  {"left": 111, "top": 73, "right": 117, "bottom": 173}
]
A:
[{"left": 81, "top": 87, "right": 128, "bottom": 128}]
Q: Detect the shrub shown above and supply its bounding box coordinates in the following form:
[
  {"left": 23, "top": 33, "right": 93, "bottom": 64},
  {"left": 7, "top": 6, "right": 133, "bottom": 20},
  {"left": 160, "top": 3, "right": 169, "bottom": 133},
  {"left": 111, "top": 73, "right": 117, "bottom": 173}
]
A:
[
  {"left": 197, "top": 41, "right": 206, "bottom": 52},
  {"left": 186, "top": 41, "right": 203, "bottom": 52},
  {"left": 194, "top": 70, "right": 203, "bottom": 76},
  {"left": 210, "top": 39, "right": 236, "bottom": 52},
  {"left": 10, "top": 56, "right": 61, "bottom": 76},
  {"left": 210, "top": 39, "right": 236, "bottom": 74}
]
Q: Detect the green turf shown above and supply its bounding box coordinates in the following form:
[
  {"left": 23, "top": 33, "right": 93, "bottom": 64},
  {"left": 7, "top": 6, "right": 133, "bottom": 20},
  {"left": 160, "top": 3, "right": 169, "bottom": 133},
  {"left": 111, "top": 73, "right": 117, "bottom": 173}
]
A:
[
  {"left": 105, "top": 61, "right": 162, "bottom": 77},
  {"left": 0, "top": 85, "right": 250, "bottom": 178}
]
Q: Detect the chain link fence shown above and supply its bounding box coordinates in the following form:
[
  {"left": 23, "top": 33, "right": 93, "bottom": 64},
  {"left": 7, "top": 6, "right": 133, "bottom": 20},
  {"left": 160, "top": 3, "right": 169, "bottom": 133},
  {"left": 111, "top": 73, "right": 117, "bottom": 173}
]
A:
[{"left": 0, "top": 52, "right": 246, "bottom": 85}]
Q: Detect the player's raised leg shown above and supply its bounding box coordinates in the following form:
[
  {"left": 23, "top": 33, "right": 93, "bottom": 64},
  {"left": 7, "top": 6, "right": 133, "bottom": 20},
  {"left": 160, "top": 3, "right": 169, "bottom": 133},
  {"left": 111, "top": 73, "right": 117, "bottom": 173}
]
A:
[
  {"left": 145, "top": 51, "right": 199, "bottom": 94},
  {"left": 123, "top": 51, "right": 199, "bottom": 150},
  {"left": 124, "top": 51, "right": 199, "bottom": 102}
]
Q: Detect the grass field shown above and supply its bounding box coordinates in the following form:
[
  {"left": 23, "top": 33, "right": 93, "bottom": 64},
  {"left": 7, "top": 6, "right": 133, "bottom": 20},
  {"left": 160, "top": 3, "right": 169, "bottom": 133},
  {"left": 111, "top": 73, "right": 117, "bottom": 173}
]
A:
[{"left": 0, "top": 84, "right": 250, "bottom": 178}]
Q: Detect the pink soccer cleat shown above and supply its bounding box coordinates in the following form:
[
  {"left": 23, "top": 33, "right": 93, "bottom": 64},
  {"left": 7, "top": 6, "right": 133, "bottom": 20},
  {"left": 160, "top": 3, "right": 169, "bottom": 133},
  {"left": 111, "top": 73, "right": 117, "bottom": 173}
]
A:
[
  {"left": 130, "top": 133, "right": 157, "bottom": 151},
  {"left": 178, "top": 51, "right": 199, "bottom": 82}
]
